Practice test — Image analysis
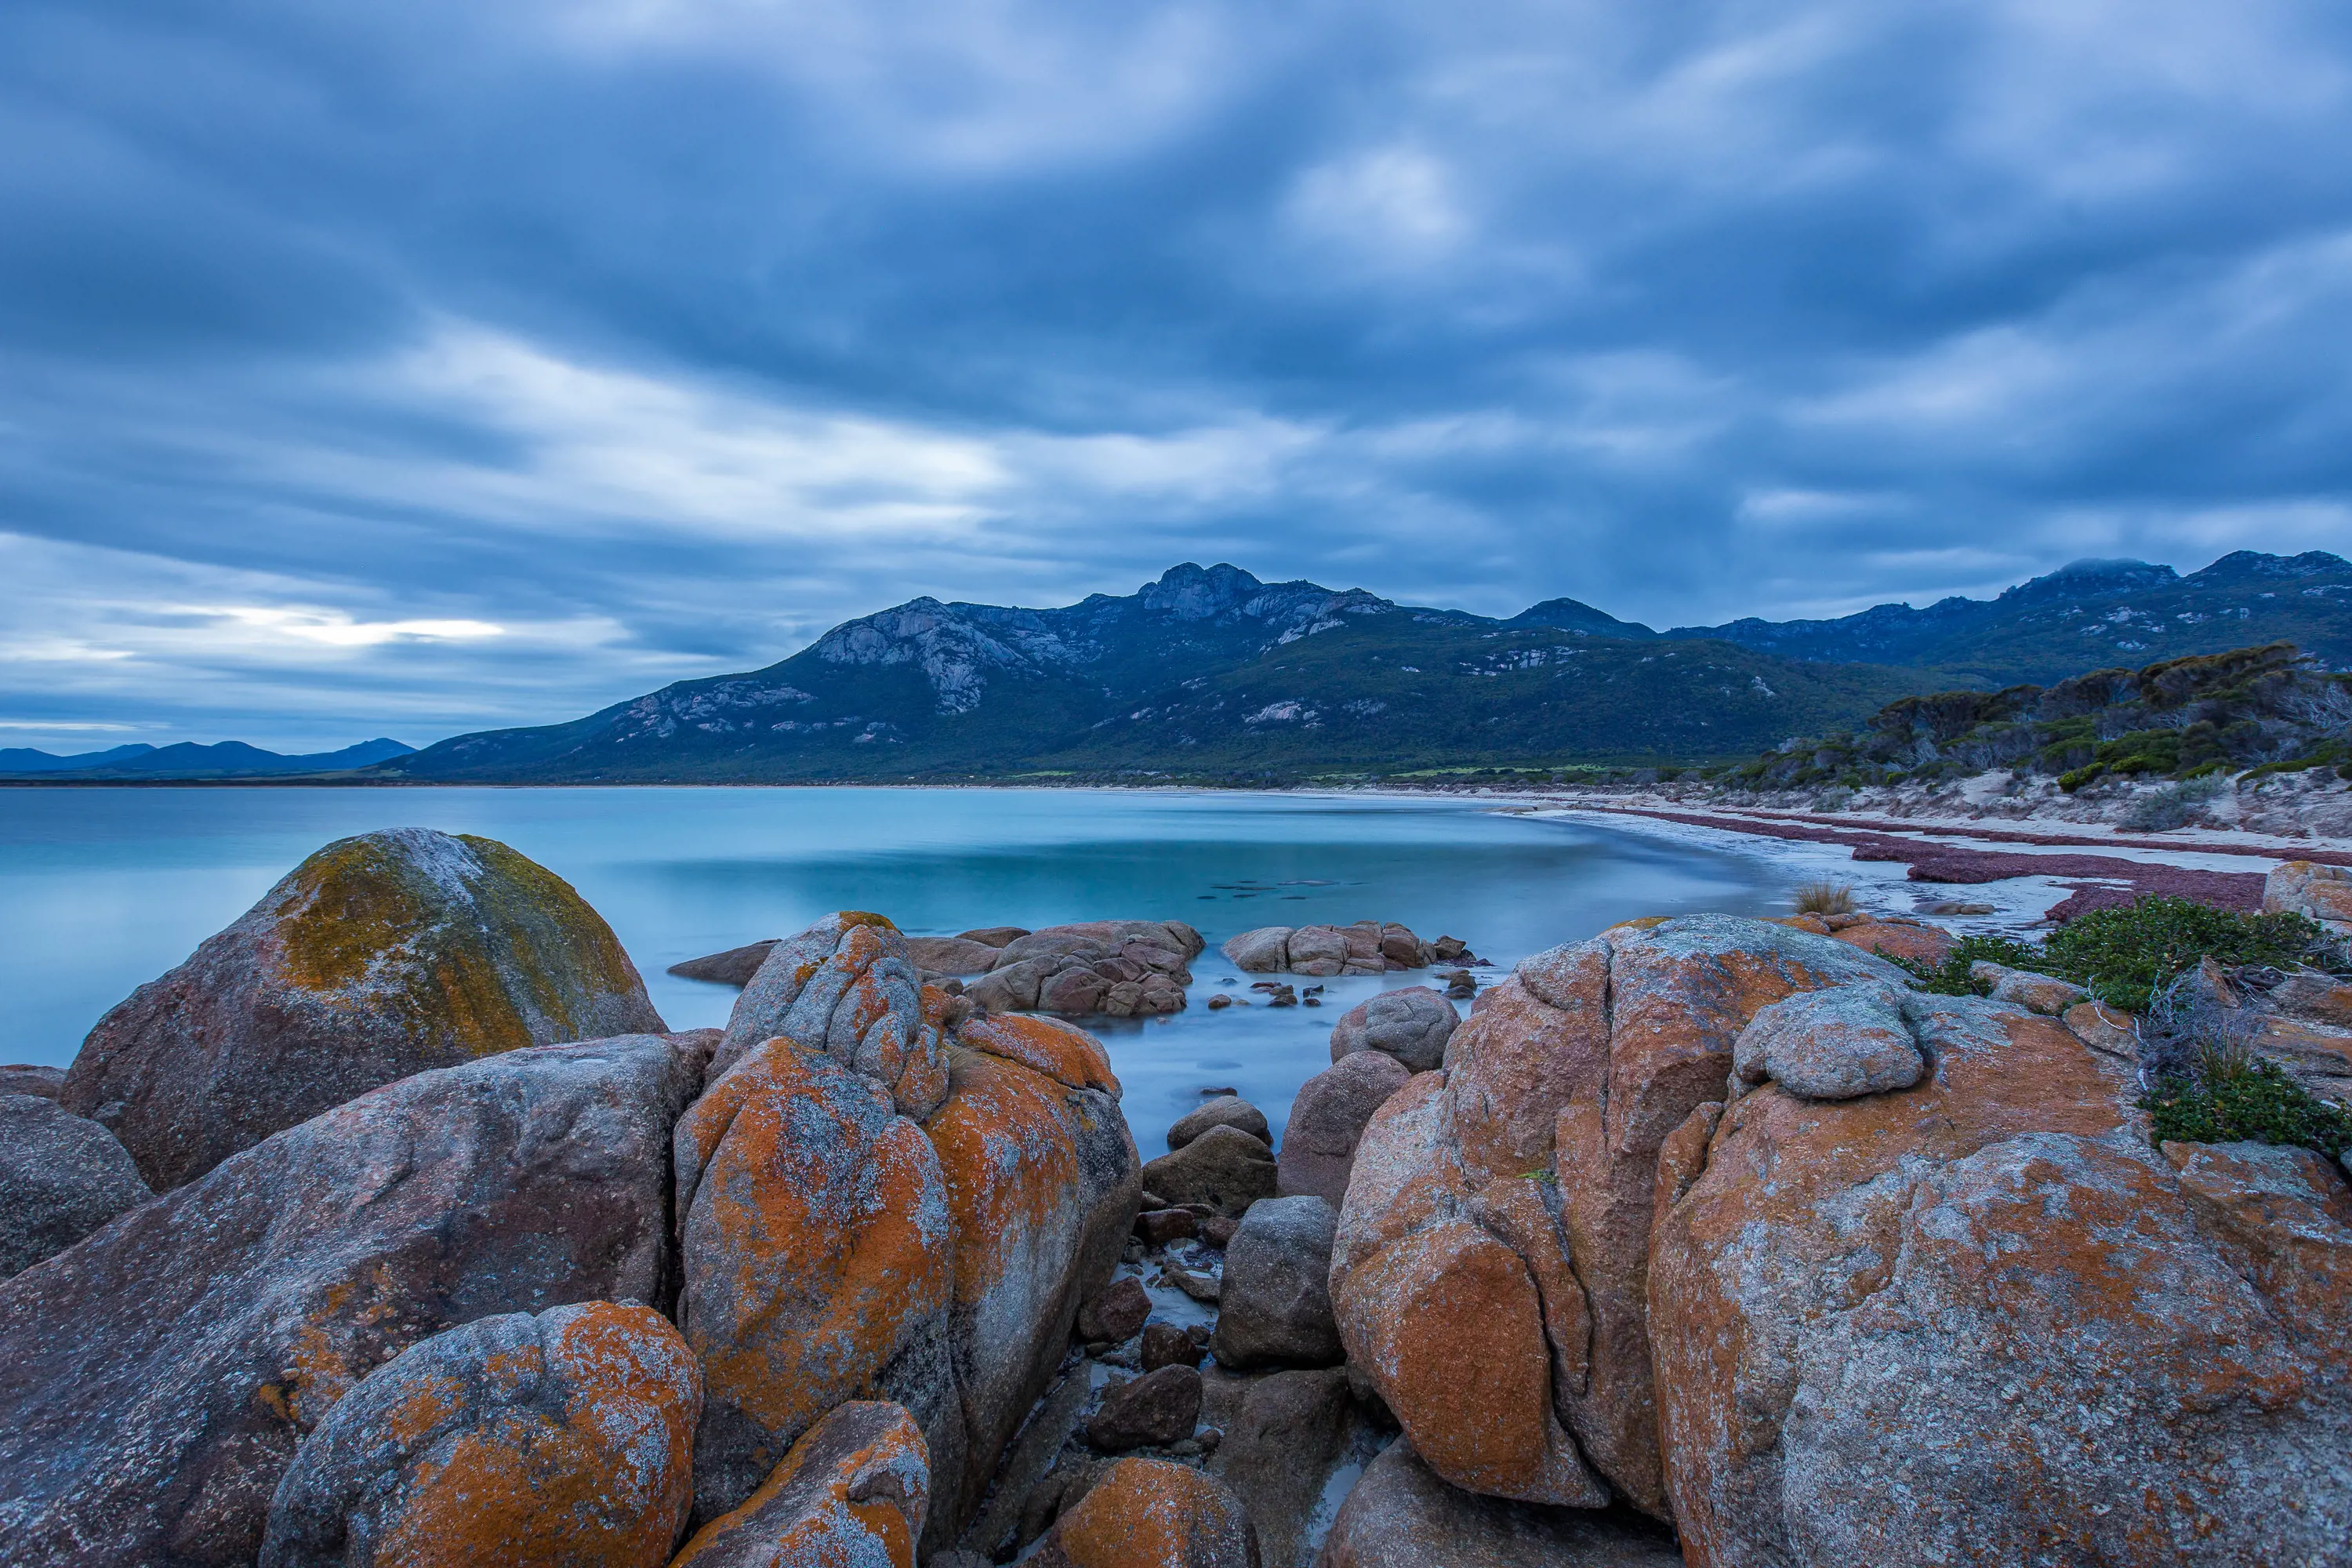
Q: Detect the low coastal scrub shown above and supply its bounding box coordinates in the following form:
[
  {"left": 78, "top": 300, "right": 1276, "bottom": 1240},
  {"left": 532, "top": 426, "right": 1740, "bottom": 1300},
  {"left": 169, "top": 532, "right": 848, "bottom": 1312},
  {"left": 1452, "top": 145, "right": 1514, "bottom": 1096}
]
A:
[
  {"left": 1713, "top": 642, "right": 2352, "bottom": 795},
  {"left": 2142, "top": 1049, "right": 2352, "bottom": 1159},
  {"left": 1893, "top": 895, "right": 2337, "bottom": 1012}
]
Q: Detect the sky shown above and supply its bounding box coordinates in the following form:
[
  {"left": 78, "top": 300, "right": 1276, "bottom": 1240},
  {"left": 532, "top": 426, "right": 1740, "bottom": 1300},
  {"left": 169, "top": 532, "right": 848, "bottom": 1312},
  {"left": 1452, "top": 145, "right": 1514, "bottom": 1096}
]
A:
[{"left": 5, "top": 0, "right": 2352, "bottom": 752}]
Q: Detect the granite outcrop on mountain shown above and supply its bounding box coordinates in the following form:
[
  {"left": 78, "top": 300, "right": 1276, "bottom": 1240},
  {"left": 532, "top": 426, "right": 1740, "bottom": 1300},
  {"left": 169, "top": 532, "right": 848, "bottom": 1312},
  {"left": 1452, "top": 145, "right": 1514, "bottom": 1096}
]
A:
[{"left": 61, "top": 827, "right": 666, "bottom": 1189}]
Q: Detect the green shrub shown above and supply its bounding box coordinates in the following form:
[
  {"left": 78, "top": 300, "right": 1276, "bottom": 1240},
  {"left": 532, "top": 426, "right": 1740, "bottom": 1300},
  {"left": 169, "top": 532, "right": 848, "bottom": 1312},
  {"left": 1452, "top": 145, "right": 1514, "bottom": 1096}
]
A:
[
  {"left": 2039, "top": 896, "right": 2331, "bottom": 1012},
  {"left": 1888, "top": 935, "right": 2045, "bottom": 996},
  {"left": 2142, "top": 1051, "right": 2352, "bottom": 1159}
]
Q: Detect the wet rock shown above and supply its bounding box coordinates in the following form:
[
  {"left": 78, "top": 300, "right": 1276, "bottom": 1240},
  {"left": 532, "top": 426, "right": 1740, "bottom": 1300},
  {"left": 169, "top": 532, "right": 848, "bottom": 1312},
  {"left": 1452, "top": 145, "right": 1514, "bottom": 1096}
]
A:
[
  {"left": 1731, "top": 982, "right": 1925, "bottom": 1100},
  {"left": 2266, "top": 858, "right": 2352, "bottom": 934},
  {"left": 259, "top": 1301, "right": 699, "bottom": 1568},
  {"left": 0, "top": 1033, "right": 699, "bottom": 1566},
  {"left": 62, "top": 828, "right": 666, "bottom": 1190},
  {"left": 1277, "top": 1054, "right": 1412, "bottom": 1210},
  {"left": 1203, "top": 1367, "right": 1367, "bottom": 1568},
  {"left": 1650, "top": 993, "right": 2352, "bottom": 1566},
  {"left": 1170, "top": 1095, "right": 1270, "bottom": 1149},
  {"left": 1328, "top": 985, "right": 1457, "bottom": 1073},
  {"left": 1142, "top": 1125, "right": 1279, "bottom": 1217},
  {"left": 906, "top": 935, "right": 1009, "bottom": 975},
  {"left": 1286, "top": 926, "right": 1348, "bottom": 977},
  {"left": 1088, "top": 1365, "right": 1204, "bottom": 1452},
  {"left": 1142, "top": 1323, "right": 1201, "bottom": 1372},
  {"left": 1167, "top": 1262, "right": 1224, "bottom": 1303},
  {"left": 668, "top": 940, "right": 779, "bottom": 986},
  {"left": 1320, "top": 1439, "right": 1683, "bottom": 1568},
  {"left": 713, "top": 913, "right": 948, "bottom": 1119},
  {"left": 671, "top": 1401, "right": 930, "bottom": 1568},
  {"left": 1330, "top": 915, "right": 1907, "bottom": 1515},
  {"left": 1138, "top": 1208, "right": 1200, "bottom": 1247},
  {"left": 1078, "top": 1276, "right": 1153, "bottom": 1344},
  {"left": 1028, "top": 1457, "right": 1257, "bottom": 1568},
  {"left": 0, "top": 1093, "right": 149, "bottom": 1279},
  {"left": 673, "top": 1037, "right": 954, "bottom": 1523},
  {"left": 1211, "top": 1196, "right": 1342, "bottom": 1370},
  {"left": 1969, "top": 961, "right": 2089, "bottom": 1016},
  {"left": 1439, "top": 970, "right": 1477, "bottom": 1000},
  {"left": 1207, "top": 993, "right": 1236, "bottom": 1011},
  {"left": 0, "top": 1063, "right": 64, "bottom": 1098}
]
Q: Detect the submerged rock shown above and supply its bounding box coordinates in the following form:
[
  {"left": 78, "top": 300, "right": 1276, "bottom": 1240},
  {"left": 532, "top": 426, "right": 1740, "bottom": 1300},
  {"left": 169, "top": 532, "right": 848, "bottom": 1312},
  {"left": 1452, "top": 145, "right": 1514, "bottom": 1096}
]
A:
[
  {"left": 672, "top": 1401, "right": 930, "bottom": 1568},
  {"left": 260, "top": 1301, "right": 699, "bottom": 1568},
  {"left": 0, "top": 1093, "right": 149, "bottom": 1279},
  {"left": 0, "top": 1033, "right": 701, "bottom": 1566},
  {"left": 62, "top": 827, "right": 665, "bottom": 1189}
]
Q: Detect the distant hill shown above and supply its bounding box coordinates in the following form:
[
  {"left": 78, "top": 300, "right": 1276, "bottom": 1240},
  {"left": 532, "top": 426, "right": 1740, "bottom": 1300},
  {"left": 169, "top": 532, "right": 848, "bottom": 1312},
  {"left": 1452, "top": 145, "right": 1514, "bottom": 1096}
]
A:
[
  {"left": 1663, "top": 550, "right": 2352, "bottom": 681},
  {"left": 0, "top": 738, "right": 415, "bottom": 781},
  {"left": 379, "top": 564, "right": 1932, "bottom": 782}
]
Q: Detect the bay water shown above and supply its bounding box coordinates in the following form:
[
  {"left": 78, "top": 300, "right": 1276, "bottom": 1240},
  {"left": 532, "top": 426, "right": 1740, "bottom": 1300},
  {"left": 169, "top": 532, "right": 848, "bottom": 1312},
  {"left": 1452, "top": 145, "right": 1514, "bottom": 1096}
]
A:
[{"left": 0, "top": 787, "right": 1791, "bottom": 1150}]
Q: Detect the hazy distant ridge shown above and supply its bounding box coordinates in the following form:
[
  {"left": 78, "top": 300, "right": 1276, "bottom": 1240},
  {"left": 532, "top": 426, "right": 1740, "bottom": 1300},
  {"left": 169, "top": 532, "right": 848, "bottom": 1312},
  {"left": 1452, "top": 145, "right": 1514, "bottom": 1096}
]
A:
[{"left": 0, "top": 738, "right": 414, "bottom": 780}]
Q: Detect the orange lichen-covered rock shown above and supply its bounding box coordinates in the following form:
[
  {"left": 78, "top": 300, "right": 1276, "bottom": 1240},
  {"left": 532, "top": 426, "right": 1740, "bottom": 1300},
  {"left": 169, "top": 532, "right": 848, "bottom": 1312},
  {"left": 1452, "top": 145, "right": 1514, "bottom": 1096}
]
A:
[
  {"left": 260, "top": 1301, "right": 699, "bottom": 1567},
  {"left": 1649, "top": 994, "right": 2352, "bottom": 1566},
  {"left": 0, "top": 1033, "right": 702, "bottom": 1567},
  {"left": 673, "top": 1039, "right": 954, "bottom": 1523},
  {"left": 670, "top": 1401, "right": 930, "bottom": 1568},
  {"left": 713, "top": 913, "right": 948, "bottom": 1119},
  {"left": 1331, "top": 915, "right": 1902, "bottom": 1517},
  {"left": 1828, "top": 916, "right": 1954, "bottom": 969},
  {"left": 956, "top": 1011, "right": 1123, "bottom": 1095},
  {"left": 1027, "top": 1457, "right": 1259, "bottom": 1568},
  {"left": 920, "top": 1044, "right": 1139, "bottom": 1544},
  {"left": 61, "top": 828, "right": 665, "bottom": 1189}
]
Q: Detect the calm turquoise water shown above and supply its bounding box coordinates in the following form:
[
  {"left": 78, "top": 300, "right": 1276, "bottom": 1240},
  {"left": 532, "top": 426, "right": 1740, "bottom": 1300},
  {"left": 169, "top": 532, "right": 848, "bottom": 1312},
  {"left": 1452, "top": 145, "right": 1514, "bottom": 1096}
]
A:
[{"left": 0, "top": 787, "right": 1788, "bottom": 1149}]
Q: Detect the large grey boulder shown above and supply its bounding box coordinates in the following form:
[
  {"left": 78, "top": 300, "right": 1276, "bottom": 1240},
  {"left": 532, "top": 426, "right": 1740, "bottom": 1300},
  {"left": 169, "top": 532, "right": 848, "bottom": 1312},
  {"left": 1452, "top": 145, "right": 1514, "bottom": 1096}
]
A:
[
  {"left": 1275, "top": 1053, "right": 1411, "bottom": 1209},
  {"left": 62, "top": 828, "right": 665, "bottom": 1189},
  {"left": 1141, "top": 1124, "right": 1278, "bottom": 1216},
  {"left": 1221, "top": 927, "right": 1296, "bottom": 973},
  {"left": 1731, "top": 982, "right": 1926, "bottom": 1101},
  {"left": 0, "top": 1033, "right": 702, "bottom": 1567},
  {"left": 259, "top": 1301, "right": 700, "bottom": 1568},
  {"left": 1328, "top": 985, "right": 1457, "bottom": 1073},
  {"left": 1204, "top": 1367, "right": 1372, "bottom": 1568},
  {"left": 1321, "top": 1439, "right": 1682, "bottom": 1568},
  {"left": 0, "top": 1094, "right": 150, "bottom": 1279},
  {"left": 1212, "top": 1195, "right": 1342, "bottom": 1369}
]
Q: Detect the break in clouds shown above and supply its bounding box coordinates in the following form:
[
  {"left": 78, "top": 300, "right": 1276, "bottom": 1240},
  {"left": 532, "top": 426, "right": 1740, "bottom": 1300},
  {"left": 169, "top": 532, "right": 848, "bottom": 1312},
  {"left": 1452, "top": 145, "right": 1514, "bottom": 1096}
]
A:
[{"left": 5, "top": 0, "right": 2352, "bottom": 748}]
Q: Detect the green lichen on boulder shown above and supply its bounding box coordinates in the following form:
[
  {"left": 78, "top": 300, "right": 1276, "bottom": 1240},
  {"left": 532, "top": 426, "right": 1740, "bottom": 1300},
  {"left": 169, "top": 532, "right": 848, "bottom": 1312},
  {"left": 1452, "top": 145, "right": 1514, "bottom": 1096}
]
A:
[{"left": 63, "top": 827, "right": 665, "bottom": 1189}]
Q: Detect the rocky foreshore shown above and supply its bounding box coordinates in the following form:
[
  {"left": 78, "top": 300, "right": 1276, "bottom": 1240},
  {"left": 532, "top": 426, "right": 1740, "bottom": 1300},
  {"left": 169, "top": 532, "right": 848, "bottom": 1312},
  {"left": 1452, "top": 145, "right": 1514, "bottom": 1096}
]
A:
[{"left": 3, "top": 827, "right": 2350, "bottom": 1566}]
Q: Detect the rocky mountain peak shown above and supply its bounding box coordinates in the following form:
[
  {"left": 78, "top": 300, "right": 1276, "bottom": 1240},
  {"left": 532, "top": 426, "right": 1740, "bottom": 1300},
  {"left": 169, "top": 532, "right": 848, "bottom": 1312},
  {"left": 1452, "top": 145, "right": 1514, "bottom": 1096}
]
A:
[
  {"left": 1138, "top": 562, "right": 1267, "bottom": 620},
  {"left": 1998, "top": 557, "right": 2179, "bottom": 606}
]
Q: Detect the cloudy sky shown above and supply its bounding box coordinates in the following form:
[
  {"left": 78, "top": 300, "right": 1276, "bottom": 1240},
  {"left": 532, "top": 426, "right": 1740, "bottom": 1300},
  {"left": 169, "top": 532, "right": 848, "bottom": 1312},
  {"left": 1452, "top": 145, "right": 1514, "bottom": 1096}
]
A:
[{"left": 5, "top": 0, "right": 2351, "bottom": 750}]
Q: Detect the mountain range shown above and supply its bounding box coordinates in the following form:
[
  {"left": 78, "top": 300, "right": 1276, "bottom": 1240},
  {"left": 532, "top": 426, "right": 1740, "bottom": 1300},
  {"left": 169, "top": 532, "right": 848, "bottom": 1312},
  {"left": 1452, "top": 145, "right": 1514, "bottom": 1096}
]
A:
[
  {"left": 0, "top": 738, "right": 414, "bottom": 781},
  {"left": 376, "top": 551, "right": 2352, "bottom": 784}
]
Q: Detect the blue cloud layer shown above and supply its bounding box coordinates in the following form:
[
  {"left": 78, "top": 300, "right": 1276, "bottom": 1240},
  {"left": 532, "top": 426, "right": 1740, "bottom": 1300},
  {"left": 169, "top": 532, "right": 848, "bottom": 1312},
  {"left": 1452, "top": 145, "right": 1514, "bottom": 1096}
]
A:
[{"left": 5, "top": 0, "right": 2350, "bottom": 747}]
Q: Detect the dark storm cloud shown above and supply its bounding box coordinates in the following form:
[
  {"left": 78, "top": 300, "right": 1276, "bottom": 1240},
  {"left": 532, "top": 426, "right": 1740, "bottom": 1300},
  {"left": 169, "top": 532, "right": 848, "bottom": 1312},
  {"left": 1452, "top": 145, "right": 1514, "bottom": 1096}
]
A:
[{"left": 5, "top": 0, "right": 2351, "bottom": 747}]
